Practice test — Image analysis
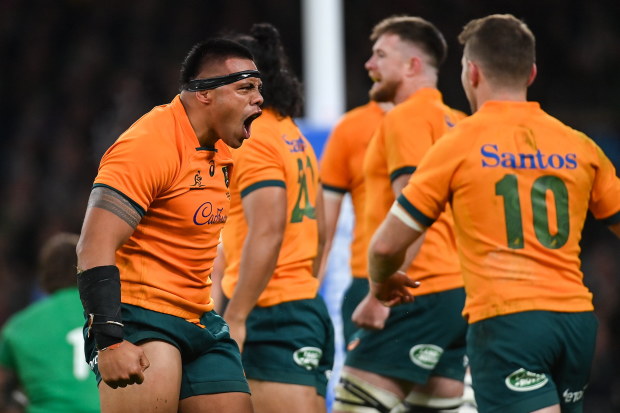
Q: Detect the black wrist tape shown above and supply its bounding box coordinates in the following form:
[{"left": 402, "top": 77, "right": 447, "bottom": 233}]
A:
[{"left": 77, "top": 265, "right": 124, "bottom": 350}]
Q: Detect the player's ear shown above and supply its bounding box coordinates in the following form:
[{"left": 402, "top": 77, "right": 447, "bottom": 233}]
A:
[
  {"left": 468, "top": 60, "right": 480, "bottom": 88},
  {"left": 194, "top": 90, "right": 212, "bottom": 104},
  {"left": 527, "top": 63, "right": 537, "bottom": 86},
  {"left": 407, "top": 56, "right": 423, "bottom": 77}
]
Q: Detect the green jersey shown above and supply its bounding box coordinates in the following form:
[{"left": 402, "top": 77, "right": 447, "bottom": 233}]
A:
[{"left": 0, "top": 287, "right": 100, "bottom": 413}]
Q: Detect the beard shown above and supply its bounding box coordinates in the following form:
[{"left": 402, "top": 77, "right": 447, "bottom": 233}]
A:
[{"left": 368, "top": 78, "right": 399, "bottom": 103}]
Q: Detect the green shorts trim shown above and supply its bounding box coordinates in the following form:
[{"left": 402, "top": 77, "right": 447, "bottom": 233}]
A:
[
  {"left": 243, "top": 296, "right": 335, "bottom": 397},
  {"left": 467, "top": 311, "right": 597, "bottom": 413},
  {"left": 84, "top": 304, "right": 249, "bottom": 398},
  {"left": 341, "top": 277, "right": 369, "bottom": 346},
  {"left": 344, "top": 287, "right": 467, "bottom": 385}
]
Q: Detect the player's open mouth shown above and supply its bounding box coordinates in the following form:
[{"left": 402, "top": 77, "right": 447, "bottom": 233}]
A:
[{"left": 243, "top": 111, "right": 262, "bottom": 138}]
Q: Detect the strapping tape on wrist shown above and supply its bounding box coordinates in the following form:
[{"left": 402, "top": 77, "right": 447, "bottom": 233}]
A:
[{"left": 77, "top": 265, "right": 124, "bottom": 350}]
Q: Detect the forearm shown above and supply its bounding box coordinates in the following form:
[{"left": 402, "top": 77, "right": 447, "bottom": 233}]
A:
[
  {"left": 368, "top": 246, "right": 406, "bottom": 283},
  {"left": 210, "top": 243, "right": 226, "bottom": 313},
  {"left": 396, "top": 233, "right": 426, "bottom": 273},
  {"left": 314, "top": 235, "right": 326, "bottom": 280},
  {"left": 316, "top": 190, "right": 343, "bottom": 283},
  {"left": 224, "top": 230, "right": 283, "bottom": 321},
  {"left": 385, "top": 174, "right": 417, "bottom": 276},
  {"left": 76, "top": 188, "right": 137, "bottom": 349},
  {"left": 368, "top": 208, "right": 423, "bottom": 283}
]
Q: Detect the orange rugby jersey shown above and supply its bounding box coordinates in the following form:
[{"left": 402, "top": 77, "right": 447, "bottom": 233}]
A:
[
  {"left": 320, "top": 101, "right": 385, "bottom": 278},
  {"left": 364, "top": 88, "right": 465, "bottom": 295},
  {"left": 221, "top": 109, "right": 320, "bottom": 307},
  {"left": 398, "top": 101, "right": 620, "bottom": 323},
  {"left": 94, "top": 95, "right": 232, "bottom": 321}
]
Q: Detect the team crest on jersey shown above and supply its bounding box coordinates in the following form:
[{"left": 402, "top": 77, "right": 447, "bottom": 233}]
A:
[
  {"left": 189, "top": 170, "right": 206, "bottom": 190},
  {"left": 409, "top": 344, "right": 443, "bottom": 370},
  {"left": 222, "top": 166, "right": 230, "bottom": 187},
  {"left": 293, "top": 346, "right": 322, "bottom": 370},
  {"left": 505, "top": 368, "right": 548, "bottom": 392}
]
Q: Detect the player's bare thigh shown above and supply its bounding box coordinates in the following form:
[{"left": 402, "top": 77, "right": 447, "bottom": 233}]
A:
[
  {"left": 249, "top": 379, "right": 325, "bottom": 413},
  {"left": 179, "top": 391, "right": 253, "bottom": 413},
  {"left": 531, "top": 406, "right": 560, "bottom": 413},
  {"left": 99, "top": 340, "right": 182, "bottom": 413},
  {"left": 341, "top": 365, "right": 411, "bottom": 399}
]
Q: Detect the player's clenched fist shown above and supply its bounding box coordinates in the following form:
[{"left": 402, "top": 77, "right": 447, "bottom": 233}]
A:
[{"left": 98, "top": 340, "right": 150, "bottom": 389}]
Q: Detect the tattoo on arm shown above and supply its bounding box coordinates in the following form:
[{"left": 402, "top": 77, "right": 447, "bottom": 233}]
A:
[{"left": 88, "top": 187, "right": 141, "bottom": 229}]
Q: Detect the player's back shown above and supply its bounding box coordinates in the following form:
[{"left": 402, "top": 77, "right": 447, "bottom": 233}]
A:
[
  {"left": 320, "top": 101, "right": 386, "bottom": 277},
  {"left": 222, "top": 109, "right": 321, "bottom": 307},
  {"left": 364, "top": 88, "right": 464, "bottom": 295},
  {"left": 420, "top": 100, "right": 620, "bottom": 321}
]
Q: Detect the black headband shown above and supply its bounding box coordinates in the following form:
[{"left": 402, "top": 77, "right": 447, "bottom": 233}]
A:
[{"left": 184, "top": 70, "right": 261, "bottom": 91}]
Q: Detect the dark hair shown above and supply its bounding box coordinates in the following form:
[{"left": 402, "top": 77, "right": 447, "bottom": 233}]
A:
[
  {"left": 179, "top": 38, "right": 254, "bottom": 91},
  {"left": 371, "top": 16, "right": 447, "bottom": 68},
  {"left": 232, "top": 23, "right": 303, "bottom": 118},
  {"left": 459, "top": 14, "right": 535, "bottom": 87},
  {"left": 38, "top": 232, "right": 80, "bottom": 294}
]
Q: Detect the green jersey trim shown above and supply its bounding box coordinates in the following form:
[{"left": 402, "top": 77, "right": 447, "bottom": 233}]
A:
[
  {"left": 322, "top": 184, "right": 347, "bottom": 195},
  {"left": 241, "top": 180, "right": 286, "bottom": 198},
  {"left": 396, "top": 194, "right": 435, "bottom": 227},
  {"left": 92, "top": 183, "right": 146, "bottom": 217},
  {"left": 390, "top": 166, "right": 416, "bottom": 183}
]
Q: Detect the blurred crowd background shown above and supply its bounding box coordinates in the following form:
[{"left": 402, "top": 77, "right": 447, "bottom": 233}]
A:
[{"left": 0, "top": 0, "right": 618, "bottom": 411}]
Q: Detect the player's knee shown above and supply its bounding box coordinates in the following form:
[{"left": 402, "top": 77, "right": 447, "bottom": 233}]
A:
[
  {"left": 394, "top": 390, "right": 468, "bottom": 412},
  {"left": 333, "top": 371, "right": 401, "bottom": 413}
]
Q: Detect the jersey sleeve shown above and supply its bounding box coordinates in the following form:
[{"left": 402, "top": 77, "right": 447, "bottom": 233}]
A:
[
  {"left": 384, "top": 113, "right": 433, "bottom": 182},
  {"left": 0, "top": 324, "right": 16, "bottom": 370},
  {"left": 94, "top": 130, "right": 179, "bottom": 215},
  {"left": 398, "top": 134, "right": 460, "bottom": 226},
  {"left": 589, "top": 143, "right": 620, "bottom": 224},
  {"left": 320, "top": 121, "right": 352, "bottom": 194},
  {"left": 234, "top": 132, "right": 286, "bottom": 197}
]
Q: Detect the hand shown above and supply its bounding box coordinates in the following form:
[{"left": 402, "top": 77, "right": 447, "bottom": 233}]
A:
[
  {"left": 224, "top": 313, "right": 247, "bottom": 353},
  {"left": 98, "top": 340, "right": 149, "bottom": 389},
  {"left": 370, "top": 271, "right": 420, "bottom": 307},
  {"left": 352, "top": 293, "right": 390, "bottom": 330}
]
